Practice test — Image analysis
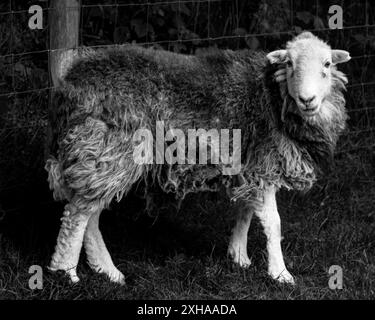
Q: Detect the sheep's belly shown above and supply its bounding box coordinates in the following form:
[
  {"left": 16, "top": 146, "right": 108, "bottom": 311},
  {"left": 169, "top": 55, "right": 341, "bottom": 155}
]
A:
[{"left": 156, "top": 164, "right": 232, "bottom": 199}]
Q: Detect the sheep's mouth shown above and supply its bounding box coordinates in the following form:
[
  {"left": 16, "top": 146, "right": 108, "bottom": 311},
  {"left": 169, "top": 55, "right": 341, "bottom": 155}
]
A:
[
  {"left": 296, "top": 101, "right": 321, "bottom": 117},
  {"left": 301, "top": 106, "right": 319, "bottom": 117},
  {"left": 281, "top": 93, "right": 322, "bottom": 121}
]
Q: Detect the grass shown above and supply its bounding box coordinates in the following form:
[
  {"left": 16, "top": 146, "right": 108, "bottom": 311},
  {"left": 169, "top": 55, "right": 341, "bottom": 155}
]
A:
[
  {"left": 0, "top": 135, "right": 374, "bottom": 299},
  {"left": 0, "top": 0, "right": 374, "bottom": 301},
  {"left": 0, "top": 84, "right": 374, "bottom": 300}
]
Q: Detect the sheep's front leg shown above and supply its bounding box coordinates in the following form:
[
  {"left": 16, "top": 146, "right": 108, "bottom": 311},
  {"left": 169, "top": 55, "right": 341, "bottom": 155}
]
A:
[
  {"left": 256, "top": 186, "right": 295, "bottom": 285},
  {"left": 83, "top": 209, "right": 125, "bottom": 285},
  {"left": 228, "top": 203, "right": 253, "bottom": 268},
  {"left": 49, "top": 201, "right": 91, "bottom": 283}
]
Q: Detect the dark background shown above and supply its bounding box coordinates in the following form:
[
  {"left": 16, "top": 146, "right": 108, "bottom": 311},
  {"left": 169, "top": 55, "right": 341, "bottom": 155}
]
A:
[{"left": 0, "top": 0, "right": 374, "bottom": 299}]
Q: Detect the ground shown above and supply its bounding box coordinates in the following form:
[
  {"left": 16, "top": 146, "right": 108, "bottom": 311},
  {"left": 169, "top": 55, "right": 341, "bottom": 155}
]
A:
[
  {"left": 0, "top": 133, "right": 374, "bottom": 300},
  {"left": 0, "top": 0, "right": 374, "bottom": 300}
]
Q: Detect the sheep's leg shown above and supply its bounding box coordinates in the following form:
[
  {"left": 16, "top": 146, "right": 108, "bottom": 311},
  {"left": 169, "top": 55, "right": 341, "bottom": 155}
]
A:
[
  {"left": 48, "top": 200, "right": 93, "bottom": 283},
  {"left": 228, "top": 203, "right": 253, "bottom": 268},
  {"left": 256, "top": 186, "right": 295, "bottom": 285},
  {"left": 83, "top": 209, "right": 125, "bottom": 285}
]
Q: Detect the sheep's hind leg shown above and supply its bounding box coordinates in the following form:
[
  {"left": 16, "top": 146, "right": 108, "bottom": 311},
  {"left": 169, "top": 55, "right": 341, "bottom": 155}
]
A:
[
  {"left": 256, "top": 186, "right": 295, "bottom": 285},
  {"left": 228, "top": 202, "right": 253, "bottom": 268},
  {"left": 83, "top": 209, "right": 125, "bottom": 285},
  {"left": 48, "top": 200, "right": 92, "bottom": 283}
]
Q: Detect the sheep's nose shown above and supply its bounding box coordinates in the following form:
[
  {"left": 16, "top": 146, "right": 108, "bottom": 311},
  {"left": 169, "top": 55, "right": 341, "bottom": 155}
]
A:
[{"left": 299, "top": 95, "right": 316, "bottom": 106}]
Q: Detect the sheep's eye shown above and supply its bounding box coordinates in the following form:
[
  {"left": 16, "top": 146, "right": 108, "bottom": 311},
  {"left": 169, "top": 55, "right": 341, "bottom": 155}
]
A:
[
  {"left": 286, "top": 60, "right": 293, "bottom": 68},
  {"left": 324, "top": 61, "right": 331, "bottom": 68}
]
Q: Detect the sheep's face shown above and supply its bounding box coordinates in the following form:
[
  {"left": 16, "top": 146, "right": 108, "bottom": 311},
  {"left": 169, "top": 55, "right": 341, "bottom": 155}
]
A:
[{"left": 267, "top": 32, "right": 350, "bottom": 118}]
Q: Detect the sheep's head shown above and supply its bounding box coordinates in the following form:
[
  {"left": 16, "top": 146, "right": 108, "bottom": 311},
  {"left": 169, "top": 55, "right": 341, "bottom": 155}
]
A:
[{"left": 267, "top": 32, "right": 351, "bottom": 119}]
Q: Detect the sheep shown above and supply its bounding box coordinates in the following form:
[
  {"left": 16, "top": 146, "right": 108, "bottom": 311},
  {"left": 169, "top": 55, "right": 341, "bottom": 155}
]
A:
[{"left": 45, "top": 31, "right": 350, "bottom": 285}]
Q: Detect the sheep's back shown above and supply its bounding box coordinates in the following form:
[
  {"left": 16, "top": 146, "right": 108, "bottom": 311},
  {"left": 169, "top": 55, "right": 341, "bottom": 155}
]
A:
[
  {"left": 50, "top": 46, "right": 266, "bottom": 152},
  {"left": 46, "top": 45, "right": 272, "bottom": 203}
]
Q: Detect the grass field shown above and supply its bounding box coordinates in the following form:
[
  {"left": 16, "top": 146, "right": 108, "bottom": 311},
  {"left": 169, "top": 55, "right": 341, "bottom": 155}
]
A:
[
  {"left": 0, "top": 132, "right": 374, "bottom": 300},
  {"left": 0, "top": 0, "right": 374, "bottom": 301}
]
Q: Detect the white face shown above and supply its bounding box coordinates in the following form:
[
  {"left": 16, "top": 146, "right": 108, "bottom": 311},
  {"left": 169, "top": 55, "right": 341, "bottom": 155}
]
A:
[
  {"left": 267, "top": 39, "right": 351, "bottom": 118},
  {"left": 286, "top": 46, "right": 332, "bottom": 116}
]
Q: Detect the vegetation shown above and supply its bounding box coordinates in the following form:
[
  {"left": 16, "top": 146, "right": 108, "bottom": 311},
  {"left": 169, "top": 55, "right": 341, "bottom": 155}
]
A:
[{"left": 0, "top": 0, "right": 374, "bottom": 299}]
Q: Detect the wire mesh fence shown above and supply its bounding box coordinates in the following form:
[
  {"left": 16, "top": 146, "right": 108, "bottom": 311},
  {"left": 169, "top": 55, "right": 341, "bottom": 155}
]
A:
[{"left": 0, "top": 0, "right": 374, "bottom": 197}]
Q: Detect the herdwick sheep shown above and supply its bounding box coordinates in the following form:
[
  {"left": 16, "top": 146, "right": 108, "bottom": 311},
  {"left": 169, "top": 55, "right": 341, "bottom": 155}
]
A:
[{"left": 45, "top": 31, "right": 350, "bottom": 285}]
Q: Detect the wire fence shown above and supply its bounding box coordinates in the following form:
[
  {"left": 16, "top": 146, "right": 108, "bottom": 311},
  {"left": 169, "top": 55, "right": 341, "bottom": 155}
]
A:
[{"left": 0, "top": 0, "right": 374, "bottom": 198}]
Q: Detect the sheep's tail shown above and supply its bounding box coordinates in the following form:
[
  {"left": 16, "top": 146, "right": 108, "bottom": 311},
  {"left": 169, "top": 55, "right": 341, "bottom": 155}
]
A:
[{"left": 45, "top": 157, "right": 71, "bottom": 201}]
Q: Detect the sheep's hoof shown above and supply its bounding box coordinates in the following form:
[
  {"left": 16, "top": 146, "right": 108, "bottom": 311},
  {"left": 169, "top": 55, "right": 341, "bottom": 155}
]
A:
[
  {"left": 228, "top": 246, "right": 252, "bottom": 268},
  {"left": 269, "top": 269, "right": 295, "bottom": 285},
  {"left": 91, "top": 264, "right": 126, "bottom": 285},
  {"left": 105, "top": 268, "right": 126, "bottom": 285},
  {"left": 68, "top": 272, "right": 80, "bottom": 284},
  {"left": 48, "top": 265, "right": 80, "bottom": 284}
]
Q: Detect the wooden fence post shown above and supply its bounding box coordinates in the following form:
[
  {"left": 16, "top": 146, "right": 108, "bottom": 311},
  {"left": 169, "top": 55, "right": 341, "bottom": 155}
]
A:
[
  {"left": 46, "top": 0, "right": 80, "bottom": 159},
  {"left": 49, "top": 0, "right": 81, "bottom": 87}
]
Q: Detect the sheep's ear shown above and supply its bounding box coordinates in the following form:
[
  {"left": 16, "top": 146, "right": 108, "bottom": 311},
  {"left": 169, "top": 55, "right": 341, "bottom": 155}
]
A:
[
  {"left": 266, "top": 50, "right": 287, "bottom": 64},
  {"left": 332, "top": 50, "right": 351, "bottom": 64}
]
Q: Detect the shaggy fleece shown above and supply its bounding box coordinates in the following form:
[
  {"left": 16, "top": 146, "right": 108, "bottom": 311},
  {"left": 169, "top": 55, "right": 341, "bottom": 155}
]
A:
[{"left": 45, "top": 44, "right": 347, "bottom": 207}]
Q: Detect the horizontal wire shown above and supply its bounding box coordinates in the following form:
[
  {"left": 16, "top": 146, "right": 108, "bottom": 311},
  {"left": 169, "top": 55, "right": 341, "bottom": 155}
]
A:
[
  {"left": 1, "top": 80, "right": 375, "bottom": 99},
  {"left": 0, "top": 23, "right": 374, "bottom": 60},
  {"left": 3, "top": 45, "right": 375, "bottom": 62},
  {"left": 0, "top": 118, "right": 374, "bottom": 131},
  {"left": 350, "top": 54, "right": 375, "bottom": 60},
  {"left": 0, "top": 0, "right": 230, "bottom": 16},
  {"left": 348, "top": 105, "right": 375, "bottom": 112},
  {"left": 0, "top": 0, "right": 374, "bottom": 184},
  {"left": 336, "top": 144, "right": 375, "bottom": 154},
  {"left": 0, "top": 86, "right": 52, "bottom": 98},
  {"left": 346, "top": 81, "right": 375, "bottom": 88}
]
